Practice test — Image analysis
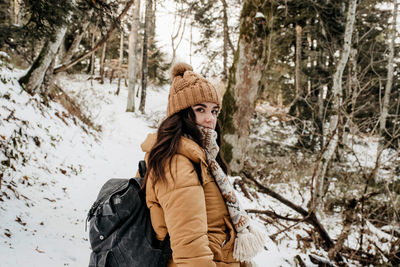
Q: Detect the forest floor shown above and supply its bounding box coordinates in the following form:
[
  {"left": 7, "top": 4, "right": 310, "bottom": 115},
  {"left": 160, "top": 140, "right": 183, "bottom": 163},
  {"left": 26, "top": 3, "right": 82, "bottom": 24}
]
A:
[{"left": 0, "top": 58, "right": 397, "bottom": 266}]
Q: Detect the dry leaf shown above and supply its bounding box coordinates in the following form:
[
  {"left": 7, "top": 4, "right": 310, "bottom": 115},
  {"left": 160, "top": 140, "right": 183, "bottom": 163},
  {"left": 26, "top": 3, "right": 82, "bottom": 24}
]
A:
[
  {"left": 35, "top": 246, "right": 45, "bottom": 253},
  {"left": 15, "top": 216, "right": 27, "bottom": 226},
  {"left": 4, "top": 232, "right": 11, "bottom": 238}
]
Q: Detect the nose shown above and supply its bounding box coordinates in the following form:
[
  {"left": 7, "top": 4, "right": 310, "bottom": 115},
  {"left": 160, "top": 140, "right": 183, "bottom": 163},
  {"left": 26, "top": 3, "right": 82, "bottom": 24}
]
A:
[{"left": 205, "top": 112, "right": 215, "bottom": 122}]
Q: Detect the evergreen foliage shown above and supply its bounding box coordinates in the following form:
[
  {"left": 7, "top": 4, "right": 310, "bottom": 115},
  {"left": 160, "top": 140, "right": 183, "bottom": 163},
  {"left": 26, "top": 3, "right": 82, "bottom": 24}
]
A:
[
  {"left": 181, "top": 0, "right": 239, "bottom": 76},
  {"left": 147, "top": 39, "right": 170, "bottom": 86},
  {"left": 0, "top": 0, "right": 74, "bottom": 52},
  {"left": 256, "top": 0, "right": 399, "bottom": 149},
  {"left": 0, "top": 0, "right": 123, "bottom": 64},
  {"left": 142, "top": 1, "right": 170, "bottom": 86}
]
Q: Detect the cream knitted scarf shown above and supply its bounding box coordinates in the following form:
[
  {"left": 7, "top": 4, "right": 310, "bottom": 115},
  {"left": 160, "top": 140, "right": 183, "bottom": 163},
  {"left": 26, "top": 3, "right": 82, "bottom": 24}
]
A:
[{"left": 198, "top": 125, "right": 266, "bottom": 265}]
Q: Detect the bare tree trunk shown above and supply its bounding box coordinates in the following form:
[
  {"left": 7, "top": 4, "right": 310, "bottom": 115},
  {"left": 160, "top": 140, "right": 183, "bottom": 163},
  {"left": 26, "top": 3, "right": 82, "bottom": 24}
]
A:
[
  {"left": 13, "top": 0, "right": 22, "bottom": 25},
  {"left": 379, "top": 0, "right": 397, "bottom": 136},
  {"left": 90, "top": 29, "right": 96, "bottom": 86},
  {"left": 54, "top": 0, "right": 134, "bottom": 74},
  {"left": 317, "top": 85, "right": 325, "bottom": 148},
  {"left": 373, "top": 0, "right": 399, "bottom": 182},
  {"left": 149, "top": 0, "right": 156, "bottom": 39},
  {"left": 295, "top": 24, "right": 303, "bottom": 98},
  {"left": 221, "top": 0, "right": 235, "bottom": 54},
  {"left": 170, "top": 2, "right": 188, "bottom": 65},
  {"left": 126, "top": 0, "right": 140, "bottom": 112},
  {"left": 116, "top": 30, "right": 124, "bottom": 95},
  {"left": 219, "top": 0, "right": 268, "bottom": 174},
  {"left": 189, "top": 22, "right": 193, "bottom": 65},
  {"left": 62, "top": 17, "right": 91, "bottom": 64},
  {"left": 139, "top": 0, "right": 152, "bottom": 114},
  {"left": 349, "top": 48, "right": 357, "bottom": 123},
  {"left": 57, "top": 35, "right": 66, "bottom": 67},
  {"left": 19, "top": 24, "right": 68, "bottom": 94},
  {"left": 312, "top": 0, "right": 357, "bottom": 210},
  {"left": 221, "top": 0, "right": 229, "bottom": 80},
  {"left": 99, "top": 42, "right": 107, "bottom": 84}
]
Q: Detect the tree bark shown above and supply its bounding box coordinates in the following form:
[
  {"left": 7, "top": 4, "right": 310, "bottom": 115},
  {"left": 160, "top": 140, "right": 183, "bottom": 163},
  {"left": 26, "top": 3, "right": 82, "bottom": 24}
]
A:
[
  {"left": 99, "top": 42, "right": 107, "bottom": 84},
  {"left": 62, "top": 17, "right": 91, "bottom": 65},
  {"left": 189, "top": 23, "right": 193, "bottom": 65},
  {"left": 221, "top": 0, "right": 235, "bottom": 54},
  {"left": 139, "top": 0, "right": 152, "bottom": 114},
  {"left": 295, "top": 24, "right": 303, "bottom": 98},
  {"left": 126, "top": 0, "right": 140, "bottom": 111},
  {"left": 312, "top": 0, "right": 357, "bottom": 210},
  {"left": 149, "top": 0, "right": 156, "bottom": 39},
  {"left": 19, "top": 24, "right": 68, "bottom": 94},
  {"left": 90, "top": 29, "right": 96, "bottom": 84},
  {"left": 221, "top": 0, "right": 230, "bottom": 80},
  {"left": 379, "top": 0, "right": 397, "bottom": 136},
  {"left": 116, "top": 30, "right": 124, "bottom": 95},
  {"left": 14, "top": 0, "right": 22, "bottom": 25},
  {"left": 317, "top": 85, "right": 325, "bottom": 148},
  {"left": 54, "top": 0, "right": 134, "bottom": 74},
  {"left": 219, "top": 0, "right": 268, "bottom": 174},
  {"left": 170, "top": 2, "right": 188, "bottom": 65},
  {"left": 349, "top": 47, "right": 357, "bottom": 134}
]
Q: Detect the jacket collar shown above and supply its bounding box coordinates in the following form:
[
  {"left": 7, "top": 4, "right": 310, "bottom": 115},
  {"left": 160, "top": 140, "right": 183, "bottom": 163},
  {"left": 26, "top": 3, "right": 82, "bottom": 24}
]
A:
[{"left": 141, "top": 133, "right": 206, "bottom": 164}]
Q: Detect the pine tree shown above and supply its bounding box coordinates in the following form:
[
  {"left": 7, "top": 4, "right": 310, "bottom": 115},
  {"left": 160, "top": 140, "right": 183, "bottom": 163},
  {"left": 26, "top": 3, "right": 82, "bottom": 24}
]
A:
[
  {"left": 0, "top": 0, "right": 73, "bottom": 47},
  {"left": 182, "top": 0, "right": 238, "bottom": 76}
]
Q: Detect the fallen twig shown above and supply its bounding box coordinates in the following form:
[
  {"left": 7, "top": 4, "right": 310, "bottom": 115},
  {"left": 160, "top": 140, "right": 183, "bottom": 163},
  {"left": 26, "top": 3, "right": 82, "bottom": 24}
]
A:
[
  {"left": 234, "top": 178, "right": 252, "bottom": 200},
  {"left": 246, "top": 209, "right": 302, "bottom": 222},
  {"left": 242, "top": 171, "right": 344, "bottom": 263}
]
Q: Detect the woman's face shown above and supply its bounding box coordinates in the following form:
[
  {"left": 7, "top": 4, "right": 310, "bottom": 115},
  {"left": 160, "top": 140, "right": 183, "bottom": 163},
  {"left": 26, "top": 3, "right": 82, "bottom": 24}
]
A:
[{"left": 192, "top": 102, "right": 220, "bottom": 129}]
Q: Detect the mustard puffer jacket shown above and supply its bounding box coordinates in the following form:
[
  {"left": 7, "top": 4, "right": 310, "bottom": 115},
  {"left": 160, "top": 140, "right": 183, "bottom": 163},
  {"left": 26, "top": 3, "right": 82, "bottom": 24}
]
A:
[{"left": 141, "top": 133, "right": 240, "bottom": 267}]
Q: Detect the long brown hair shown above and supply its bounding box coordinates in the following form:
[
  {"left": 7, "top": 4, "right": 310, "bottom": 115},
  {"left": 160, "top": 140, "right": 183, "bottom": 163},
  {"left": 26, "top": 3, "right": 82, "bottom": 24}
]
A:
[{"left": 144, "top": 107, "right": 228, "bottom": 188}]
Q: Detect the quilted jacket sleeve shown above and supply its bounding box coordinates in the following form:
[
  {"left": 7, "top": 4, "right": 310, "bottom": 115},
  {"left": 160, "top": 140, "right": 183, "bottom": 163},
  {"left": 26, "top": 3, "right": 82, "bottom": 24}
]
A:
[{"left": 154, "top": 154, "right": 215, "bottom": 267}]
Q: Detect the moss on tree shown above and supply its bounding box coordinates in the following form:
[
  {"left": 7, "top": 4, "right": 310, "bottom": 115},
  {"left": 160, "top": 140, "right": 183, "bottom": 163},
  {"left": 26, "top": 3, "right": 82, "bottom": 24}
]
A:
[
  {"left": 219, "top": 35, "right": 239, "bottom": 164},
  {"left": 218, "top": 0, "right": 270, "bottom": 165}
]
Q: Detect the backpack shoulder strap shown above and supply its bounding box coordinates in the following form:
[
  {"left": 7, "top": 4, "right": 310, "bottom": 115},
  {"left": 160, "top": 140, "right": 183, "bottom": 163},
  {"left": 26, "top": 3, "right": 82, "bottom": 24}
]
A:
[
  {"left": 138, "top": 160, "right": 147, "bottom": 178},
  {"left": 191, "top": 161, "right": 203, "bottom": 185},
  {"left": 138, "top": 160, "right": 203, "bottom": 186}
]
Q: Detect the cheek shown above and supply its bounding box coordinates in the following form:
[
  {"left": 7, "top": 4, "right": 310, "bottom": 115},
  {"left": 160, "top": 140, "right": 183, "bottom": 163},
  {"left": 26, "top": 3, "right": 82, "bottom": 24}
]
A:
[
  {"left": 195, "top": 113, "right": 205, "bottom": 124},
  {"left": 193, "top": 112, "right": 200, "bottom": 123},
  {"left": 211, "top": 116, "right": 217, "bottom": 128}
]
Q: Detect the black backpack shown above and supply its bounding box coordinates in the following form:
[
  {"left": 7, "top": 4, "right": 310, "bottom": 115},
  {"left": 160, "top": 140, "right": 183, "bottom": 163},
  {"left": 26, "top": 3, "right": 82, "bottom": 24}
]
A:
[{"left": 86, "top": 161, "right": 172, "bottom": 267}]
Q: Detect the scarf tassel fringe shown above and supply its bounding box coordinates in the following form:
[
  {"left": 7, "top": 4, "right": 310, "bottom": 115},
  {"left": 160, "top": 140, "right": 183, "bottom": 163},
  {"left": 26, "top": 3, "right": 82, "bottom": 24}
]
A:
[{"left": 233, "top": 225, "right": 266, "bottom": 265}]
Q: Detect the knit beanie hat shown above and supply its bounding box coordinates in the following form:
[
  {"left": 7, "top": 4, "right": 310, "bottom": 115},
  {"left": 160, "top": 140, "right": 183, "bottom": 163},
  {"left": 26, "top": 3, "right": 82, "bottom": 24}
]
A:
[{"left": 167, "top": 63, "right": 221, "bottom": 117}]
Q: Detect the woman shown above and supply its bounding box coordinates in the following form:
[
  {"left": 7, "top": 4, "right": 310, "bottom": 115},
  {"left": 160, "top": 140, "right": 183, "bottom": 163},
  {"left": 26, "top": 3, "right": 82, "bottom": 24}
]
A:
[{"left": 141, "top": 63, "right": 265, "bottom": 267}]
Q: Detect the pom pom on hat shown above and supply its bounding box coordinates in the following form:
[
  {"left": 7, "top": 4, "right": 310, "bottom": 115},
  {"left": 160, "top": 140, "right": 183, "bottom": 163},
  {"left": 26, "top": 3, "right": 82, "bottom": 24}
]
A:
[
  {"left": 171, "top": 62, "right": 193, "bottom": 78},
  {"left": 167, "top": 62, "right": 221, "bottom": 116}
]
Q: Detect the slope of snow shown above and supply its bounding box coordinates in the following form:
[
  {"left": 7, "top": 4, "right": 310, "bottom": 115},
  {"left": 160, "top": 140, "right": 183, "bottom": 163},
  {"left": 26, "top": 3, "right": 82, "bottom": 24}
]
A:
[{"left": 0, "top": 60, "right": 168, "bottom": 266}]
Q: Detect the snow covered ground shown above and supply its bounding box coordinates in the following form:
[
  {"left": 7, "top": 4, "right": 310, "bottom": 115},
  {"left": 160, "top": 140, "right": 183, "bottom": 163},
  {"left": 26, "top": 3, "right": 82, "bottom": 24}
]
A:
[
  {"left": 0, "top": 57, "right": 308, "bottom": 266},
  {"left": 0, "top": 62, "right": 169, "bottom": 266},
  {"left": 0, "top": 58, "right": 396, "bottom": 266}
]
